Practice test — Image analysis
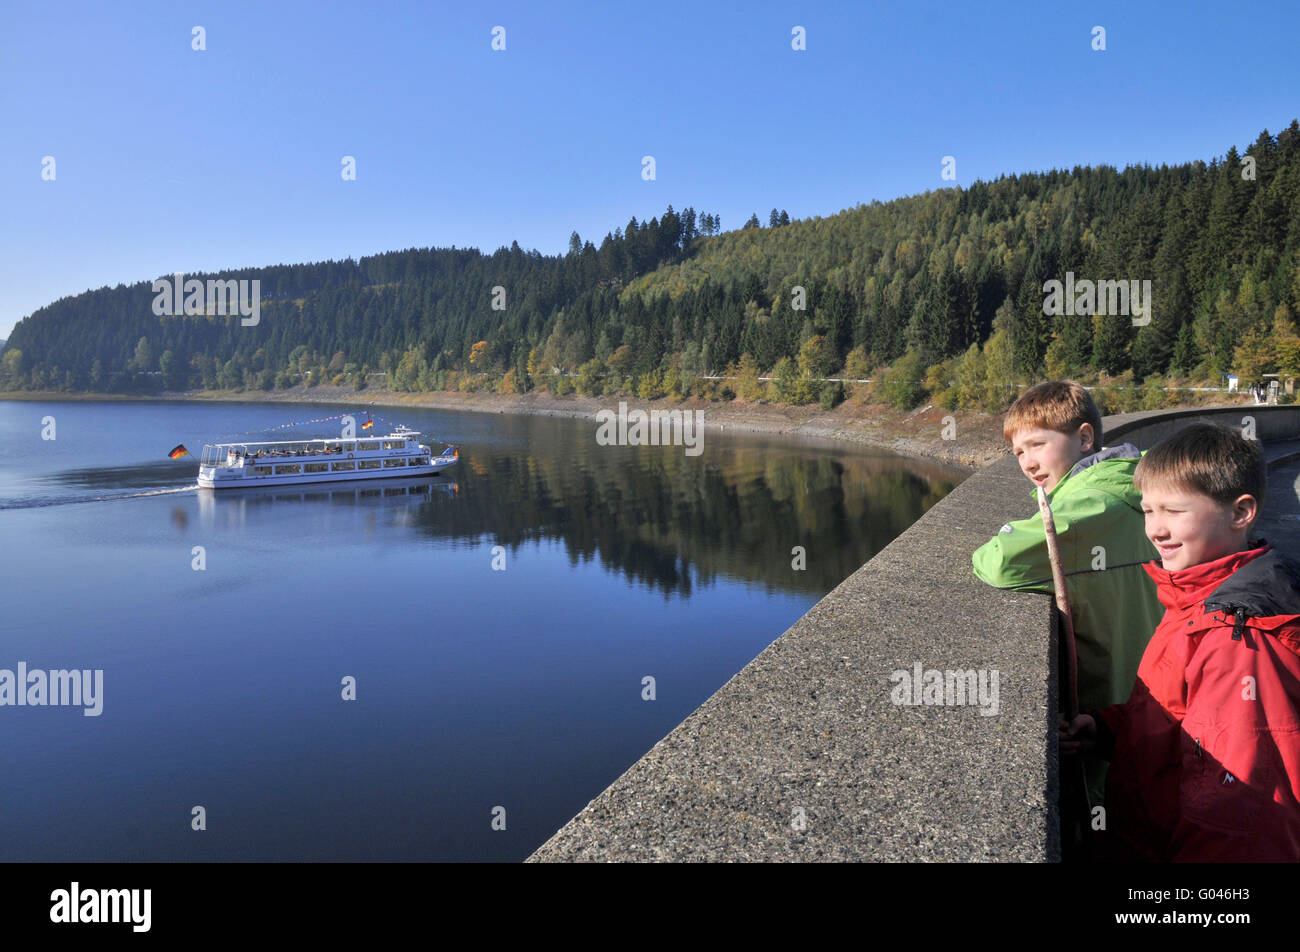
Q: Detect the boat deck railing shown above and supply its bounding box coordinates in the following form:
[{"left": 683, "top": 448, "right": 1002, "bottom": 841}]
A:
[{"left": 199, "top": 437, "right": 452, "bottom": 469}]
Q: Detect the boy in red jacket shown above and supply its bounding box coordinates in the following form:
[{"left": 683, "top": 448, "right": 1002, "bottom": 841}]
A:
[{"left": 1060, "top": 422, "right": 1300, "bottom": 862}]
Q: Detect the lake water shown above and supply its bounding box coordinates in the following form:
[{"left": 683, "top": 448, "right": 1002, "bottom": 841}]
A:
[{"left": 0, "top": 398, "right": 964, "bottom": 861}]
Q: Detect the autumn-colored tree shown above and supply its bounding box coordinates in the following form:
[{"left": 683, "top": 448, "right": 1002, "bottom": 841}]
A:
[
  {"left": 576, "top": 358, "right": 605, "bottom": 396},
  {"left": 953, "top": 341, "right": 985, "bottom": 410},
  {"left": 735, "top": 352, "right": 763, "bottom": 401},
  {"left": 606, "top": 344, "right": 634, "bottom": 379},
  {"left": 1044, "top": 336, "right": 1069, "bottom": 380},
  {"left": 636, "top": 369, "right": 664, "bottom": 400},
  {"left": 981, "top": 328, "right": 1016, "bottom": 410},
  {"left": 923, "top": 357, "right": 960, "bottom": 410},
  {"left": 1232, "top": 321, "right": 1276, "bottom": 382},
  {"left": 1141, "top": 374, "right": 1168, "bottom": 411},
  {"left": 131, "top": 336, "right": 154, "bottom": 373},
  {"left": 663, "top": 365, "right": 684, "bottom": 400},
  {"left": 158, "top": 350, "right": 178, "bottom": 389},
  {"left": 797, "top": 334, "right": 837, "bottom": 379},
  {"left": 2, "top": 348, "right": 24, "bottom": 384},
  {"left": 1273, "top": 309, "right": 1300, "bottom": 380},
  {"left": 842, "top": 346, "right": 872, "bottom": 382},
  {"left": 469, "top": 340, "right": 491, "bottom": 367},
  {"left": 881, "top": 350, "right": 925, "bottom": 410}
]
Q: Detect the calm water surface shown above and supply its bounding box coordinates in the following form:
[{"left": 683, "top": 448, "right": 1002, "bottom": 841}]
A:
[{"left": 0, "top": 399, "right": 964, "bottom": 860}]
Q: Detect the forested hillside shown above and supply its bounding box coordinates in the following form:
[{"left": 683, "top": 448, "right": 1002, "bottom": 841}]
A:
[
  {"left": 2, "top": 208, "right": 714, "bottom": 394},
  {"left": 4, "top": 122, "right": 1299, "bottom": 410}
]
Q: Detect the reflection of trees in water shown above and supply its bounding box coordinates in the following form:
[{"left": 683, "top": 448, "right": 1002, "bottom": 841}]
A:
[{"left": 413, "top": 438, "right": 961, "bottom": 598}]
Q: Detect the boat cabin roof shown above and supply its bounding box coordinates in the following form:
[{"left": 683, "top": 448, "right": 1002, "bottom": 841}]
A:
[{"left": 206, "top": 430, "right": 420, "bottom": 449}]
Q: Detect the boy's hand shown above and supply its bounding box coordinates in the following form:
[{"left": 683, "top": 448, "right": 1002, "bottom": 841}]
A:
[{"left": 1058, "top": 714, "right": 1096, "bottom": 756}]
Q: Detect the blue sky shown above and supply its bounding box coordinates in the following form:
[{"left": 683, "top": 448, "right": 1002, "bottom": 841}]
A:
[{"left": 2, "top": 0, "right": 1298, "bottom": 339}]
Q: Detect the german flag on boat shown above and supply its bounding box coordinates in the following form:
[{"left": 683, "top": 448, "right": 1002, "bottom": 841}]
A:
[
  {"left": 361, "top": 417, "right": 373, "bottom": 430},
  {"left": 168, "top": 444, "right": 190, "bottom": 459}
]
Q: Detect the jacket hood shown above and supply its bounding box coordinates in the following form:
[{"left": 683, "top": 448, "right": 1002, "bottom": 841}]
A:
[
  {"left": 1205, "top": 546, "right": 1300, "bottom": 618},
  {"left": 1039, "top": 442, "right": 1144, "bottom": 508},
  {"left": 1070, "top": 442, "right": 1142, "bottom": 475}
]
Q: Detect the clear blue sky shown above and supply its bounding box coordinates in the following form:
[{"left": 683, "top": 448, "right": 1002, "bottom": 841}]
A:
[{"left": 3, "top": 0, "right": 1298, "bottom": 339}]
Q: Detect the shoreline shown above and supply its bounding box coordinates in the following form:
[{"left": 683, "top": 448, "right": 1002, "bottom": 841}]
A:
[{"left": 2, "top": 386, "right": 1019, "bottom": 469}]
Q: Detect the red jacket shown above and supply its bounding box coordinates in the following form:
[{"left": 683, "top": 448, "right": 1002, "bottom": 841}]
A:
[{"left": 1092, "top": 544, "right": 1300, "bottom": 862}]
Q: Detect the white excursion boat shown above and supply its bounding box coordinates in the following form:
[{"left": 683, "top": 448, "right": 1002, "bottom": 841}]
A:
[{"left": 197, "top": 426, "right": 458, "bottom": 489}]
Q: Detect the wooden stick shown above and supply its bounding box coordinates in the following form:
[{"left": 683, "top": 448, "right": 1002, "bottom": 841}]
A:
[
  {"left": 1038, "top": 486, "right": 1093, "bottom": 857},
  {"left": 1037, "top": 486, "right": 1079, "bottom": 721}
]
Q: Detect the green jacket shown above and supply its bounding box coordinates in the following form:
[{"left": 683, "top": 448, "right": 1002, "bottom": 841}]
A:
[
  {"left": 972, "top": 443, "right": 1163, "bottom": 713},
  {"left": 973, "top": 443, "right": 1164, "bottom": 807}
]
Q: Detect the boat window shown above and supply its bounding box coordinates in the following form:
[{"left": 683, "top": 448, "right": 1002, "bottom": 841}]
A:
[
  {"left": 409, "top": 458, "right": 428, "bottom": 466},
  {"left": 341, "top": 443, "right": 355, "bottom": 452},
  {"left": 358, "top": 441, "right": 379, "bottom": 451},
  {"left": 382, "top": 440, "right": 403, "bottom": 449},
  {"left": 275, "top": 464, "right": 302, "bottom": 475},
  {"left": 253, "top": 466, "right": 273, "bottom": 476},
  {"left": 304, "top": 462, "right": 330, "bottom": 473},
  {"left": 358, "top": 459, "right": 381, "bottom": 470},
  {"left": 331, "top": 461, "right": 355, "bottom": 471},
  {"left": 383, "top": 458, "right": 404, "bottom": 467}
]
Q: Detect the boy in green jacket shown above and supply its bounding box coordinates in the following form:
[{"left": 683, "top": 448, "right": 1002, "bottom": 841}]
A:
[{"left": 972, "top": 381, "right": 1162, "bottom": 806}]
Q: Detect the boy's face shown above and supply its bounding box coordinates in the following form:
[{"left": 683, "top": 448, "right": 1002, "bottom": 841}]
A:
[
  {"left": 1010, "top": 425, "right": 1092, "bottom": 493},
  {"left": 1140, "top": 483, "right": 1256, "bottom": 572}
]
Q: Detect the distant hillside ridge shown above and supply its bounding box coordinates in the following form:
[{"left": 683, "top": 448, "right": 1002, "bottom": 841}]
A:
[
  {"left": 2, "top": 207, "right": 715, "bottom": 392},
  {"left": 3, "top": 121, "right": 1298, "bottom": 397}
]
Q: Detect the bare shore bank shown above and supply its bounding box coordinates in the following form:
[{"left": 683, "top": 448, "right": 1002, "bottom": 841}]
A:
[{"left": 3, "top": 385, "right": 1020, "bottom": 469}]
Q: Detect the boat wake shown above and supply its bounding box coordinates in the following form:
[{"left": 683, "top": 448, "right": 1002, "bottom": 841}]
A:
[
  {"left": 0, "top": 484, "right": 199, "bottom": 511},
  {"left": 115, "top": 484, "right": 201, "bottom": 500}
]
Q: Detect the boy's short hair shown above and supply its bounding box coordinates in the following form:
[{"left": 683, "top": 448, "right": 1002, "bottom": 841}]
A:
[
  {"left": 1003, "top": 380, "right": 1103, "bottom": 448},
  {"left": 1133, "top": 423, "right": 1267, "bottom": 511}
]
